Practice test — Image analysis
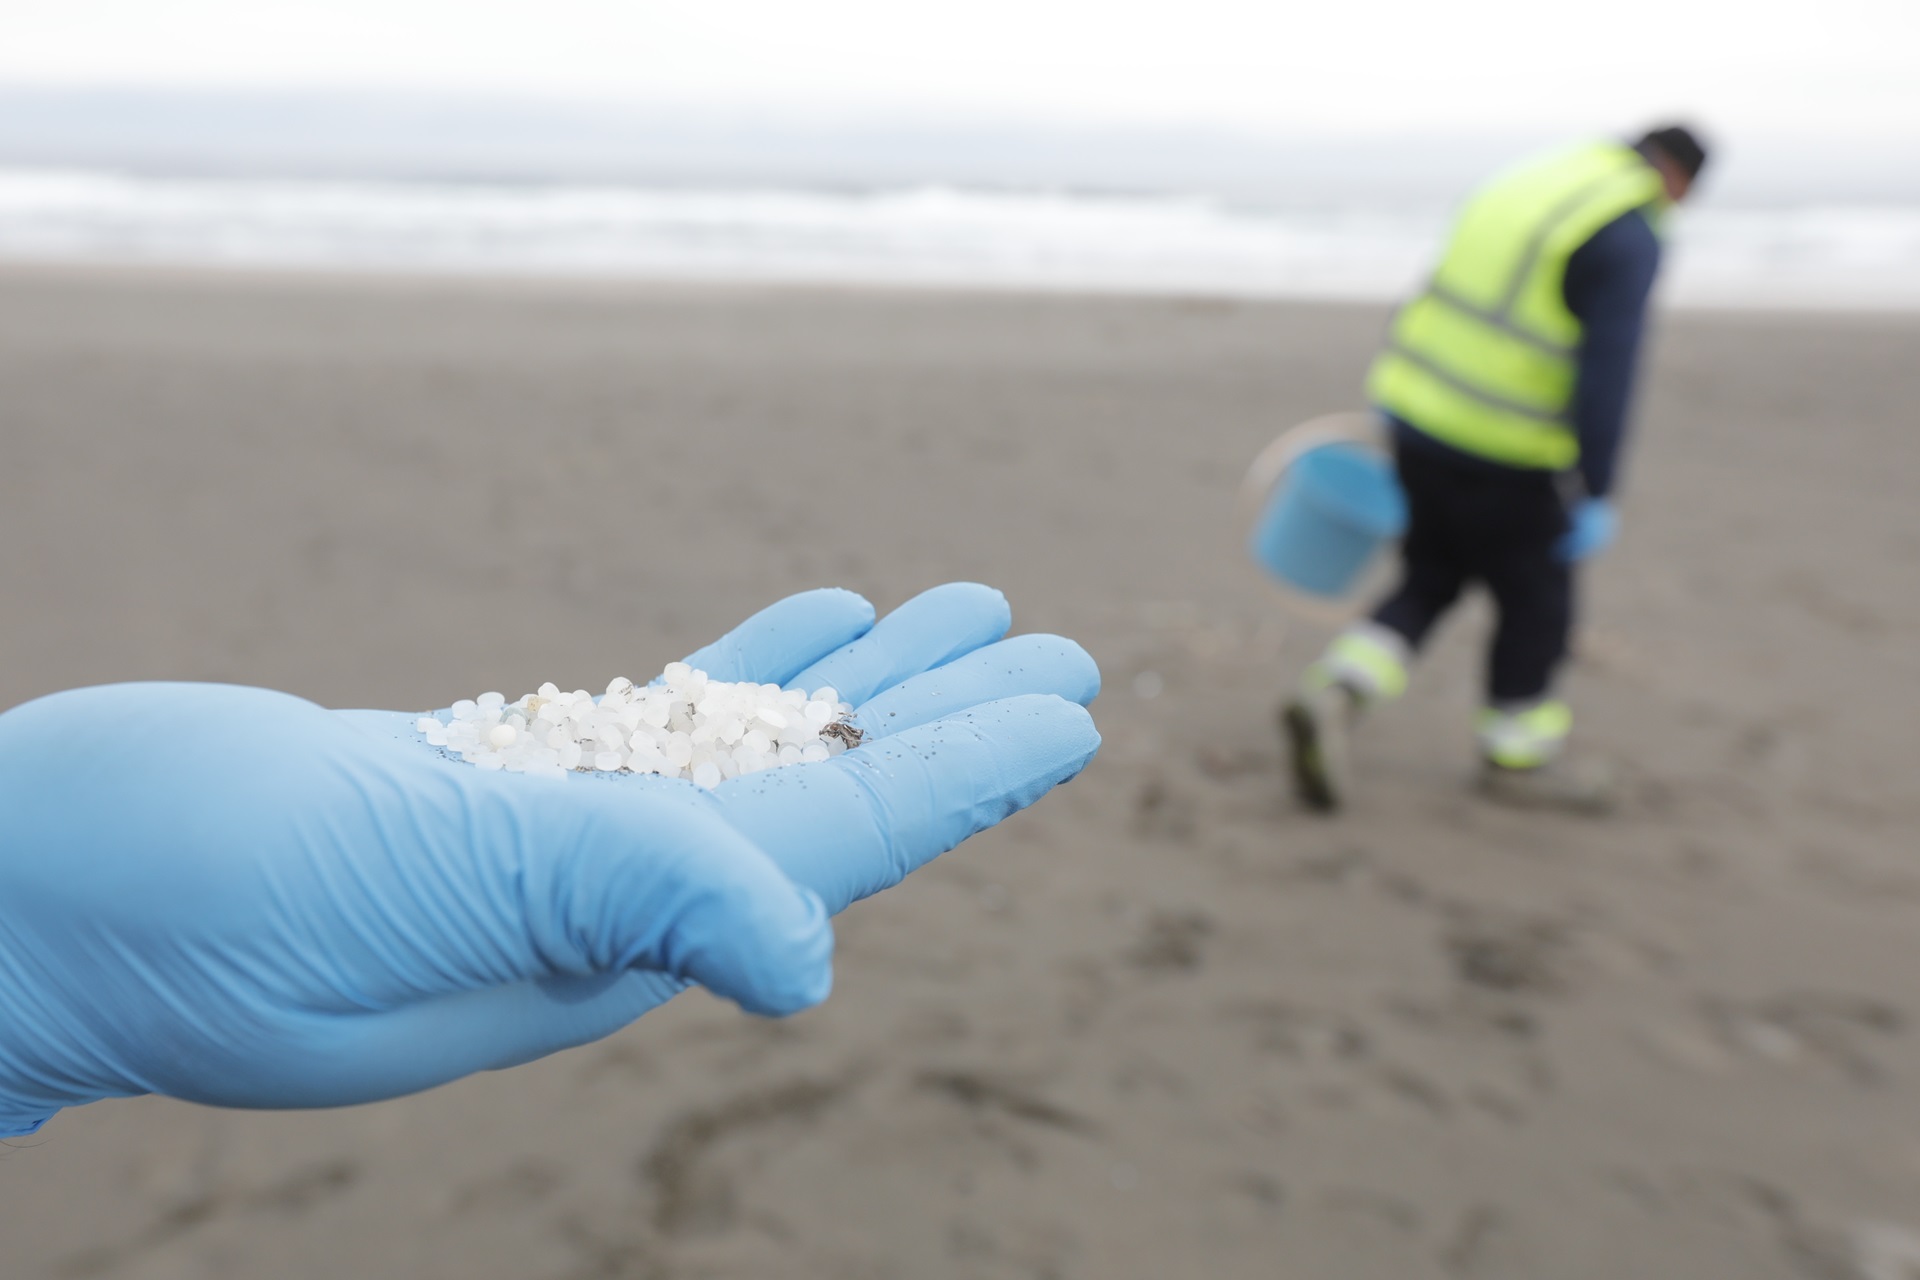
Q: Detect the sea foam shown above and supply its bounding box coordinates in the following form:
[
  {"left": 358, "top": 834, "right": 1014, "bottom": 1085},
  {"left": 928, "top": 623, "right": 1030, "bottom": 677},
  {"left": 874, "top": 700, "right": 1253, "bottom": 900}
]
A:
[{"left": 2, "top": 166, "right": 1916, "bottom": 309}]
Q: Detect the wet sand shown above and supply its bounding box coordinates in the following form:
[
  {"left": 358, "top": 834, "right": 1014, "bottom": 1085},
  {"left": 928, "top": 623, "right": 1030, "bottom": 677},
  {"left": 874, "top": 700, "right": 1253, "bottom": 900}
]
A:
[{"left": 2, "top": 267, "right": 1918, "bottom": 1279}]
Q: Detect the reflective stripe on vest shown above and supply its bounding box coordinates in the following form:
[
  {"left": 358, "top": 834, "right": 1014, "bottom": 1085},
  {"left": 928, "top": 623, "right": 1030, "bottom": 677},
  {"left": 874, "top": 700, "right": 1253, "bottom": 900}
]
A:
[{"left": 1367, "top": 142, "right": 1665, "bottom": 470}]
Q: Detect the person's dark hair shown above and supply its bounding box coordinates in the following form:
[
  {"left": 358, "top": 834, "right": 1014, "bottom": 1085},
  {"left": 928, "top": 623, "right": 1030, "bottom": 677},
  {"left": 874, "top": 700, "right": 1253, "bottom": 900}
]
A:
[{"left": 1636, "top": 124, "right": 1709, "bottom": 179}]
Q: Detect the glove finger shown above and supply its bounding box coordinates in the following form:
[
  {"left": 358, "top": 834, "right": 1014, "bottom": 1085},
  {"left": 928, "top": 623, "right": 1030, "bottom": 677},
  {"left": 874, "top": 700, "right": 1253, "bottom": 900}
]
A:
[
  {"left": 678, "top": 588, "right": 877, "bottom": 686},
  {"left": 850, "top": 634, "right": 1100, "bottom": 740},
  {"left": 712, "top": 694, "right": 1100, "bottom": 914},
  {"left": 786, "top": 582, "right": 1012, "bottom": 705}
]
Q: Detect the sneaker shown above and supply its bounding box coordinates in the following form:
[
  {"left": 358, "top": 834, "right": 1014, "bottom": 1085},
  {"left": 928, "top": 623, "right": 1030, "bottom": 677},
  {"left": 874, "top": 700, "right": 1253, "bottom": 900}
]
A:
[
  {"left": 1281, "top": 683, "right": 1357, "bottom": 812},
  {"left": 1475, "top": 754, "right": 1616, "bottom": 815}
]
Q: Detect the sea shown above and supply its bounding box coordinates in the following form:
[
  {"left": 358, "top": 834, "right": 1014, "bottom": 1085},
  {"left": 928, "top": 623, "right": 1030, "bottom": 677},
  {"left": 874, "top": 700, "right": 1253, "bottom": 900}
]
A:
[{"left": 2, "top": 91, "right": 1916, "bottom": 309}]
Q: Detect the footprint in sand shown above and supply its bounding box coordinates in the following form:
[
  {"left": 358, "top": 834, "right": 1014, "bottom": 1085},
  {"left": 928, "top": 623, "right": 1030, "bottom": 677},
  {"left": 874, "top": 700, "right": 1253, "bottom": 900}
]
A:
[
  {"left": 1697, "top": 992, "right": 1904, "bottom": 1083},
  {"left": 1126, "top": 908, "right": 1215, "bottom": 973},
  {"left": 1443, "top": 910, "right": 1578, "bottom": 998}
]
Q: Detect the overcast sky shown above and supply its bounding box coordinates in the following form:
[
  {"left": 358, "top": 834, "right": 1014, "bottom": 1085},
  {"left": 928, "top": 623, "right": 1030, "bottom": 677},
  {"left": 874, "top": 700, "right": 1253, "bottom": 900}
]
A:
[{"left": 2, "top": 1, "right": 1915, "bottom": 140}]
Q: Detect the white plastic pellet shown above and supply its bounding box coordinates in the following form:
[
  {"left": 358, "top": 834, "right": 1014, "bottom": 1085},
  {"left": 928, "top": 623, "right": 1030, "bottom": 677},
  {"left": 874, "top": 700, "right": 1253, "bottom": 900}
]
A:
[{"left": 418, "top": 666, "right": 858, "bottom": 784}]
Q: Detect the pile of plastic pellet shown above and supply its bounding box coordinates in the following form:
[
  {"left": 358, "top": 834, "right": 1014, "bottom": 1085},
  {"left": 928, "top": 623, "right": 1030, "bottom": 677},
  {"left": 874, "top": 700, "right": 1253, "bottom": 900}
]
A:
[{"left": 416, "top": 662, "right": 857, "bottom": 787}]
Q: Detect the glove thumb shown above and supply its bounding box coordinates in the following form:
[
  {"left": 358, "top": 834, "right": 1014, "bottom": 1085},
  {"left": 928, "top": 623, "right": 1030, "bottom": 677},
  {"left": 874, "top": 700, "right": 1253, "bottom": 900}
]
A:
[{"left": 452, "top": 777, "right": 836, "bottom": 1018}]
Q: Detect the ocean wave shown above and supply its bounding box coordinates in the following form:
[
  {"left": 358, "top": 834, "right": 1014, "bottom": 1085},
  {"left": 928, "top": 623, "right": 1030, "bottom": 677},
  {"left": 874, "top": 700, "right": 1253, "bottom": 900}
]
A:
[{"left": 2, "top": 167, "right": 1916, "bottom": 308}]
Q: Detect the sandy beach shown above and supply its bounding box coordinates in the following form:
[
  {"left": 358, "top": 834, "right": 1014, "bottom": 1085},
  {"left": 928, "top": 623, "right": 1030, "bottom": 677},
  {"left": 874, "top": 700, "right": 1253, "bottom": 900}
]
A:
[{"left": 2, "top": 266, "right": 1918, "bottom": 1279}]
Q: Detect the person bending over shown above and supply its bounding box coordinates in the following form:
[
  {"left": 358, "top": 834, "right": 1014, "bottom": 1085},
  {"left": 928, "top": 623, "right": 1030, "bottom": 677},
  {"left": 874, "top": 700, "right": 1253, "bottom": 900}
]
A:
[{"left": 1284, "top": 124, "right": 1709, "bottom": 812}]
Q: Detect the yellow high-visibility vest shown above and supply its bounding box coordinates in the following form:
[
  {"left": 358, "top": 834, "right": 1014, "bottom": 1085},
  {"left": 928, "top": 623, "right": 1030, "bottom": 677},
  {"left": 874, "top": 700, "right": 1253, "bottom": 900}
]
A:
[{"left": 1368, "top": 142, "right": 1666, "bottom": 469}]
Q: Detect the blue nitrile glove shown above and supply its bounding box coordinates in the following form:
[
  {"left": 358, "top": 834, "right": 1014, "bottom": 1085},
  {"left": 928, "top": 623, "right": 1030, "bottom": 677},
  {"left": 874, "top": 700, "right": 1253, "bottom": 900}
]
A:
[
  {"left": 0, "top": 583, "right": 1099, "bottom": 1136},
  {"left": 1556, "top": 497, "right": 1618, "bottom": 563}
]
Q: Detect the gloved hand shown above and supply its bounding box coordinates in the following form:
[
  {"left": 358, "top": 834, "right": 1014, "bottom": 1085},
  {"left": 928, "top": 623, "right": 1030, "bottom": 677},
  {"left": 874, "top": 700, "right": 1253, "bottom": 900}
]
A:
[
  {"left": 1556, "top": 497, "right": 1618, "bottom": 563},
  {"left": 0, "top": 583, "right": 1099, "bottom": 1136}
]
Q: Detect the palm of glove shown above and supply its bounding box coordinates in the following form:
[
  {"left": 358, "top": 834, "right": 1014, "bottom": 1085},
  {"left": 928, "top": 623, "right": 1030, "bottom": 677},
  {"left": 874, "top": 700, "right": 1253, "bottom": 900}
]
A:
[{"left": 0, "top": 585, "right": 1098, "bottom": 1133}]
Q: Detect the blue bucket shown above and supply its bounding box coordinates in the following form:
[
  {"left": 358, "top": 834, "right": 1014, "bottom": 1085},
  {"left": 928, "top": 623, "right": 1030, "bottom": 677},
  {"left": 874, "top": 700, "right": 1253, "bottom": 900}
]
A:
[{"left": 1249, "top": 443, "right": 1408, "bottom": 598}]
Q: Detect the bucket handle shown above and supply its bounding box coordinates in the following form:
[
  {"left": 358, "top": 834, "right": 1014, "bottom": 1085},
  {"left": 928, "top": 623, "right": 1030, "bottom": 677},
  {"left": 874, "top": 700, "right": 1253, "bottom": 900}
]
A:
[{"left": 1237, "top": 410, "right": 1391, "bottom": 527}]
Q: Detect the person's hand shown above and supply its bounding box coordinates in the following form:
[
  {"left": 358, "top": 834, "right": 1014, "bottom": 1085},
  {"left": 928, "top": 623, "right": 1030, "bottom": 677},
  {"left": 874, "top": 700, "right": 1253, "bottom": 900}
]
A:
[
  {"left": 1556, "top": 497, "right": 1618, "bottom": 563},
  {"left": 0, "top": 583, "right": 1099, "bottom": 1137}
]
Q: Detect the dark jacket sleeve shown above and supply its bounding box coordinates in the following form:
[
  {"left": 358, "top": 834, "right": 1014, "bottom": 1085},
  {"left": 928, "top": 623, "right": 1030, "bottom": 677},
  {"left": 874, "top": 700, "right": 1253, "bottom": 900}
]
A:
[{"left": 1560, "top": 208, "right": 1662, "bottom": 498}]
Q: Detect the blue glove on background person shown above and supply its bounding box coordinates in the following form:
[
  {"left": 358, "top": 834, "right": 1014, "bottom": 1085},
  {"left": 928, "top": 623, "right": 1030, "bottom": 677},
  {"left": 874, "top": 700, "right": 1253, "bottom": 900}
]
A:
[
  {"left": 1556, "top": 497, "right": 1619, "bottom": 563},
  {"left": 0, "top": 583, "right": 1100, "bottom": 1138}
]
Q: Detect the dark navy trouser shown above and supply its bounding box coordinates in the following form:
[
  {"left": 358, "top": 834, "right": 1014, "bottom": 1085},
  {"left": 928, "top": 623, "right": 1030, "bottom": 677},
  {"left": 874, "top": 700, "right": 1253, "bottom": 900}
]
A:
[{"left": 1370, "top": 437, "right": 1574, "bottom": 704}]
